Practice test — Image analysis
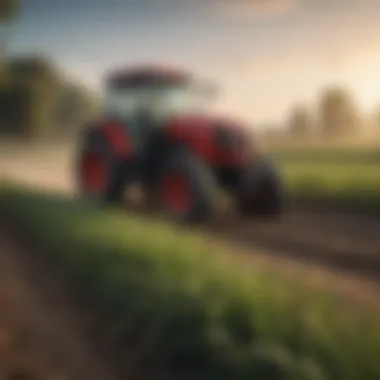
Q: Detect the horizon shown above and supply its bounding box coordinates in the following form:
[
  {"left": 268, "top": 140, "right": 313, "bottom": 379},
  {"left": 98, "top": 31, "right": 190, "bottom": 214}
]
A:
[{"left": 8, "top": 0, "right": 380, "bottom": 125}]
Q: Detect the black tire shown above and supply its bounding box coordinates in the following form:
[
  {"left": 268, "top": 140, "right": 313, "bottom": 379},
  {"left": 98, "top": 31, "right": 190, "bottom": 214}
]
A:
[
  {"left": 157, "top": 149, "right": 216, "bottom": 223},
  {"left": 75, "top": 128, "right": 132, "bottom": 204},
  {"left": 237, "top": 157, "right": 284, "bottom": 218}
]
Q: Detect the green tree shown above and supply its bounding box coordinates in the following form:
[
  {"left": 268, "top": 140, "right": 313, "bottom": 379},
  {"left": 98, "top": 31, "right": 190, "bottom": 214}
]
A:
[
  {"left": 0, "top": 53, "right": 99, "bottom": 139},
  {"left": 0, "top": 55, "right": 60, "bottom": 138},
  {"left": 318, "top": 87, "right": 361, "bottom": 136},
  {"left": 0, "top": 0, "right": 19, "bottom": 60},
  {"left": 55, "top": 81, "right": 100, "bottom": 135},
  {"left": 287, "top": 104, "right": 312, "bottom": 137}
]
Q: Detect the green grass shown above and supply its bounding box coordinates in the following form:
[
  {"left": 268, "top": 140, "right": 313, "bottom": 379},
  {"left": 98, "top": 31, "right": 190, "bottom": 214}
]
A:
[
  {"left": 267, "top": 147, "right": 380, "bottom": 165},
  {"left": 266, "top": 147, "right": 380, "bottom": 214},
  {"left": 1, "top": 184, "right": 380, "bottom": 380}
]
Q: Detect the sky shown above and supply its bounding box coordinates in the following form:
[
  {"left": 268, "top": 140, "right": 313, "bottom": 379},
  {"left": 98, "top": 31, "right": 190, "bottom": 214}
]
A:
[{"left": 8, "top": 0, "right": 380, "bottom": 125}]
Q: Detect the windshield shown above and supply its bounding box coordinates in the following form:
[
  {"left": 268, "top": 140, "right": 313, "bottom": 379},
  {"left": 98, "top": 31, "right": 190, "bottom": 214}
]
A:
[
  {"left": 103, "top": 83, "right": 215, "bottom": 121},
  {"left": 151, "top": 84, "right": 209, "bottom": 114}
]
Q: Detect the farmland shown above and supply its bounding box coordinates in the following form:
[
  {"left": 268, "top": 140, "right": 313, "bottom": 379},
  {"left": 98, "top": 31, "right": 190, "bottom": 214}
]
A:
[
  {"left": 1, "top": 184, "right": 380, "bottom": 380},
  {"left": 266, "top": 145, "right": 380, "bottom": 215},
  {"left": 1, "top": 139, "right": 380, "bottom": 276},
  {"left": 1, "top": 140, "right": 380, "bottom": 379}
]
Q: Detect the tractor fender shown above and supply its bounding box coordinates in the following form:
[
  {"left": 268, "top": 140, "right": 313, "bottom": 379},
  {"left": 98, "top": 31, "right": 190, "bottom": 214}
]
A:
[{"left": 166, "top": 115, "right": 216, "bottom": 162}]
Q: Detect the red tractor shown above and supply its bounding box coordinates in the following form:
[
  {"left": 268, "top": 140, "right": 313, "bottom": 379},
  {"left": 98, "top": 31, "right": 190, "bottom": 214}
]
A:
[{"left": 75, "top": 64, "right": 283, "bottom": 223}]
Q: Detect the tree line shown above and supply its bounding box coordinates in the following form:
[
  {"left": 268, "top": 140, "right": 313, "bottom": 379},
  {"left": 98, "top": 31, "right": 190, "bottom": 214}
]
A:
[
  {"left": 0, "top": 0, "right": 99, "bottom": 140},
  {"left": 286, "top": 87, "right": 378, "bottom": 138},
  {"left": 0, "top": 55, "right": 100, "bottom": 139}
]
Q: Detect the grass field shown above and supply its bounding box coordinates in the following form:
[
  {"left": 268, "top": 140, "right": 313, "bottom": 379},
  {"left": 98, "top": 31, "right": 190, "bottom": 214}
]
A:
[
  {"left": 265, "top": 146, "right": 380, "bottom": 214},
  {"left": 1, "top": 184, "right": 380, "bottom": 380}
]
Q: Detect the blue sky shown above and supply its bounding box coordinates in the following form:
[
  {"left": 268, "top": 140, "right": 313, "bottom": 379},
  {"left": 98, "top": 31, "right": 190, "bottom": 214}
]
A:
[{"left": 8, "top": 0, "right": 380, "bottom": 124}]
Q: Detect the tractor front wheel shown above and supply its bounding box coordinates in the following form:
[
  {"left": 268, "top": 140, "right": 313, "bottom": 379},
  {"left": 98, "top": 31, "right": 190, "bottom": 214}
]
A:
[{"left": 157, "top": 149, "right": 216, "bottom": 223}]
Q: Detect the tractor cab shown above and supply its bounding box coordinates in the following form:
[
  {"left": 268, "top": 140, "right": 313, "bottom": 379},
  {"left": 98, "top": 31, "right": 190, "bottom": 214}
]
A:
[{"left": 103, "top": 65, "right": 216, "bottom": 147}]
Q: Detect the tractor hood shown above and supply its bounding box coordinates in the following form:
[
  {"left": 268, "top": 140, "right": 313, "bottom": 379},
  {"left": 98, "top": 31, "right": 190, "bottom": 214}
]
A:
[
  {"left": 166, "top": 112, "right": 248, "bottom": 138},
  {"left": 165, "top": 112, "right": 252, "bottom": 165}
]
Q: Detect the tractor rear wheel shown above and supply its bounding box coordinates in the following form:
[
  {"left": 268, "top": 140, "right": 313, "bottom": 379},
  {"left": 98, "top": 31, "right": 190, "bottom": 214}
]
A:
[
  {"left": 237, "top": 158, "right": 284, "bottom": 218},
  {"left": 157, "top": 149, "right": 216, "bottom": 223},
  {"left": 76, "top": 129, "right": 131, "bottom": 204}
]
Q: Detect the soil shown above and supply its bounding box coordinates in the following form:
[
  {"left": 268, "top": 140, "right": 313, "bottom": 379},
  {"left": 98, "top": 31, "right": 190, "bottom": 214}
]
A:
[{"left": 0, "top": 228, "right": 117, "bottom": 380}]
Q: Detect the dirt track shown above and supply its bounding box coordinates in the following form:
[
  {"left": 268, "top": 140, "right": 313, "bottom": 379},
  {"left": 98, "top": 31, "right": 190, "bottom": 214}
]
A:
[
  {"left": 1, "top": 141, "right": 380, "bottom": 306},
  {"left": 0, "top": 224, "right": 173, "bottom": 380},
  {"left": 0, "top": 229, "right": 118, "bottom": 380}
]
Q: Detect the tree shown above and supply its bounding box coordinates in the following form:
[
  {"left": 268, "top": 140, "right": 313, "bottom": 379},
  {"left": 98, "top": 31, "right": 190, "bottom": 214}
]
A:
[
  {"left": 318, "top": 87, "right": 361, "bottom": 136},
  {"left": 287, "top": 104, "right": 312, "bottom": 137},
  {"left": 0, "top": 53, "right": 99, "bottom": 139},
  {"left": 7, "top": 54, "right": 58, "bottom": 84},
  {"left": 55, "top": 81, "right": 100, "bottom": 134},
  {"left": 0, "top": 55, "right": 60, "bottom": 138},
  {"left": 0, "top": 0, "right": 19, "bottom": 60}
]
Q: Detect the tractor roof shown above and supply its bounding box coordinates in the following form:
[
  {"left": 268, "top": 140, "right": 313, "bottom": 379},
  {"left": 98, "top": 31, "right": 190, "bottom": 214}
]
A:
[{"left": 106, "top": 64, "right": 192, "bottom": 89}]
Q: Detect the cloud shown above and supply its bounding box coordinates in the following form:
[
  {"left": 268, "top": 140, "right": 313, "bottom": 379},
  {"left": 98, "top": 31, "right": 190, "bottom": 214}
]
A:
[{"left": 208, "top": 0, "right": 299, "bottom": 19}]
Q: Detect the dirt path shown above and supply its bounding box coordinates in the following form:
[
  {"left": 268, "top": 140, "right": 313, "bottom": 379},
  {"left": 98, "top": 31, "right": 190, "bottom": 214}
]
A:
[{"left": 0, "top": 228, "right": 123, "bottom": 380}]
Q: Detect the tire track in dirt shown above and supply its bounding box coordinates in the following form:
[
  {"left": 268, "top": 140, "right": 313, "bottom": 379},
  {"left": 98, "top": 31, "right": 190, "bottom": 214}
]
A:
[{"left": 210, "top": 210, "right": 380, "bottom": 281}]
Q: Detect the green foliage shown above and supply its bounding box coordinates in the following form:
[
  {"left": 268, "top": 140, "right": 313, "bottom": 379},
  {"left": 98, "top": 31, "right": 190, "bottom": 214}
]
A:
[
  {"left": 0, "top": 55, "right": 99, "bottom": 139},
  {"left": 6, "top": 55, "right": 58, "bottom": 83},
  {"left": 1, "top": 185, "right": 380, "bottom": 379},
  {"left": 0, "top": 56, "right": 59, "bottom": 138},
  {"left": 0, "top": 81, "right": 32, "bottom": 135},
  {"left": 56, "top": 81, "right": 100, "bottom": 133},
  {"left": 0, "top": 0, "right": 19, "bottom": 22}
]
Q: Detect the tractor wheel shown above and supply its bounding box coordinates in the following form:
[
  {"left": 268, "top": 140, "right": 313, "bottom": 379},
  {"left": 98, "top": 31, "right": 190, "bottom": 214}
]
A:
[
  {"left": 76, "top": 129, "right": 131, "bottom": 204},
  {"left": 237, "top": 157, "right": 284, "bottom": 218},
  {"left": 157, "top": 149, "right": 216, "bottom": 223}
]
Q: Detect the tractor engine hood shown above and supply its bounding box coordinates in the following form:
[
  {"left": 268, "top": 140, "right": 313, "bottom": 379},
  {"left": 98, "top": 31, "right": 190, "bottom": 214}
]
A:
[
  {"left": 166, "top": 112, "right": 247, "bottom": 138},
  {"left": 166, "top": 113, "right": 252, "bottom": 165}
]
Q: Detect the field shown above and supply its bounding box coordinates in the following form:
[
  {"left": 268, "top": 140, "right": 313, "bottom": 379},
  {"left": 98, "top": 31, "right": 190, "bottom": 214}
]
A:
[
  {"left": 0, "top": 139, "right": 380, "bottom": 379},
  {"left": 1, "top": 184, "right": 380, "bottom": 380},
  {"left": 266, "top": 146, "right": 380, "bottom": 214}
]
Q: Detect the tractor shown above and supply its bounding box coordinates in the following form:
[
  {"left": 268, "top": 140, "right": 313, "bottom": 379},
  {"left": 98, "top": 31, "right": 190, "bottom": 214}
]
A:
[{"left": 75, "top": 64, "right": 283, "bottom": 223}]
